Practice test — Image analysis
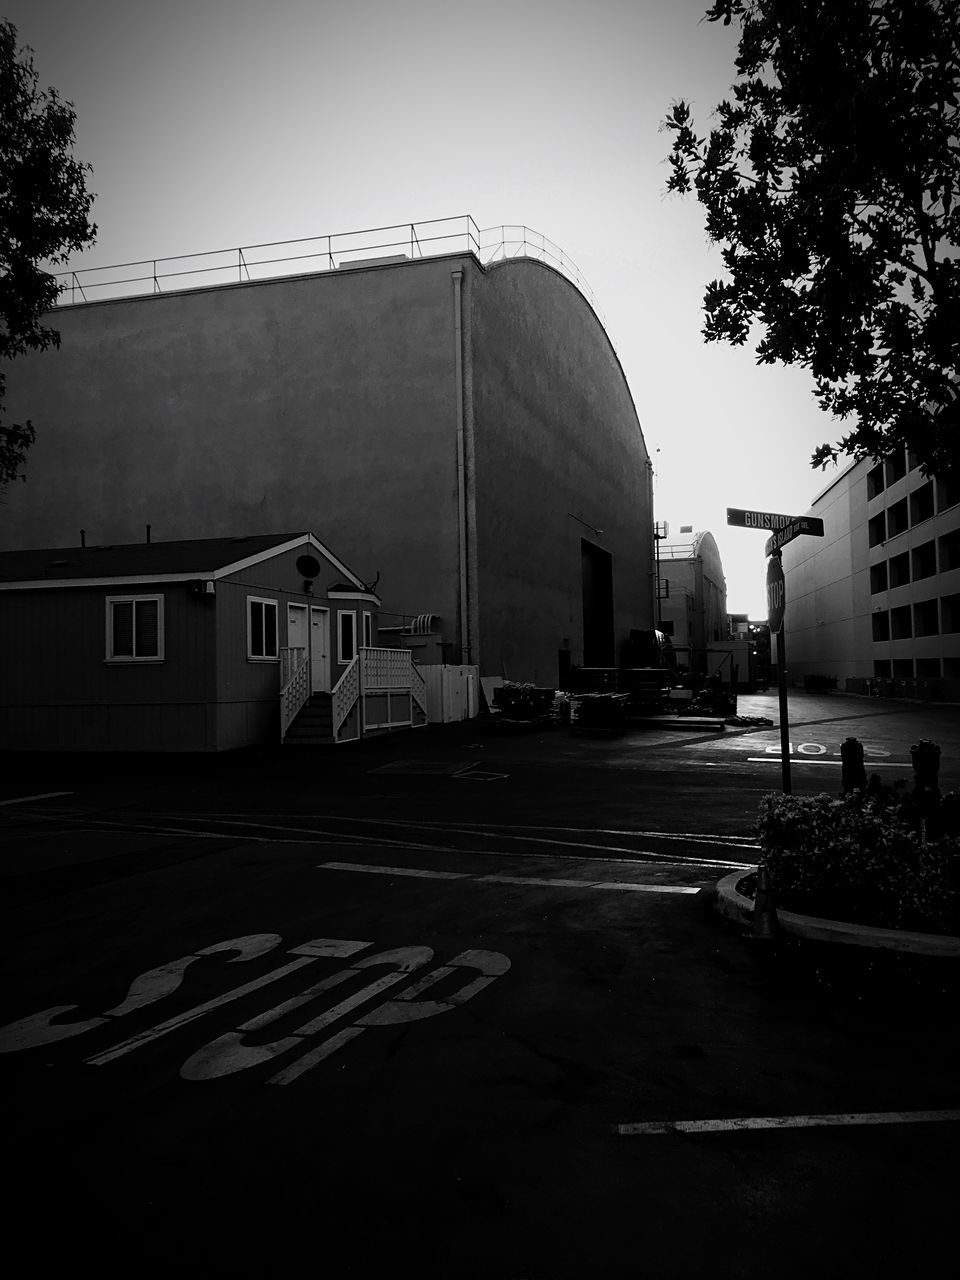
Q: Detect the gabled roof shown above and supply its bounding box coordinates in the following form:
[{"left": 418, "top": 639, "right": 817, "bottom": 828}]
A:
[{"left": 0, "top": 532, "right": 368, "bottom": 592}]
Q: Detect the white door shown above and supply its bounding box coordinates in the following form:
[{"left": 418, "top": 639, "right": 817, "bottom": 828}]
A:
[
  {"left": 287, "top": 605, "right": 308, "bottom": 679},
  {"left": 310, "top": 606, "right": 330, "bottom": 692}
]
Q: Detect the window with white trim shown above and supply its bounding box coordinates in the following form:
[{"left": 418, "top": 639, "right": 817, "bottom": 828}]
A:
[
  {"left": 106, "top": 595, "right": 164, "bottom": 661},
  {"left": 339, "top": 610, "right": 357, "bottom": 663},
  {"left": 362, "top": 610, "right": 372, "bottom": 648},
  {"left": 248, "top": 597, "right": 279, "bottom": 659}
]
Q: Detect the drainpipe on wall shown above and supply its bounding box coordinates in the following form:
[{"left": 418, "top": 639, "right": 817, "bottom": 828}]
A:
[{"left": 452, "top": 269, "right": 472, "bottom": 665}]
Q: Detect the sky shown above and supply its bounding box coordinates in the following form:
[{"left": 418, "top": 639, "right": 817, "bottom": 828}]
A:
[{"left": 4, "top": 0, "right": 844, "bottom": 616}]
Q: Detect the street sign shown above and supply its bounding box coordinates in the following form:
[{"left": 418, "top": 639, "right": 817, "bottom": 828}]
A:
[
  {"left": 764, "top": 516, "right": 825, "bottom": 556},
  {"left": 727, "top": 507, "right": 801, "bottom": 530},
  {"left": 767, "top": 555, "right": 785, "bottom": 633}
]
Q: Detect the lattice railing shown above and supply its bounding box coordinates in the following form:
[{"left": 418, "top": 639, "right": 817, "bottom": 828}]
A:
[
  {"left": 279, "top": 647, "right": 310, "bottom": 739},
  {"left": 332, "top": 655, "right": 360, "bottom": 738},
  {"left": 410, "top": 662, "right": 428, "bottom": 722},
  {"left": 360, "top": 646, "right": 413, "bottom": 689}
]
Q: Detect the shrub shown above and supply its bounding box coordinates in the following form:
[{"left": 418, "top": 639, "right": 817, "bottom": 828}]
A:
[{"left": 756, "top": 791, "right": 960, "bottom": 935}]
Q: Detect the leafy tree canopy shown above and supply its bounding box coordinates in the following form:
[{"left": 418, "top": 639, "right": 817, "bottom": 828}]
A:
[
  {"left": 665, "top": 0, "right": 960, "bottom": 477},
  {"left": 0, "top": 19, "right": 96, "bottom": 488}
]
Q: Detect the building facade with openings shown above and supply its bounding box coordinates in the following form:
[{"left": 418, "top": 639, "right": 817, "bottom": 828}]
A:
[
  {"left": 782, "top": 452, "right": 960, "bottom": 696},
  {"left": 656, "top": 531, "right": 728, "bottom": 679}
]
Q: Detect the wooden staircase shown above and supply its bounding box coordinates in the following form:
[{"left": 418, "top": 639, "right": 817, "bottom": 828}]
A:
[{"left": 282, "top": 691, "right": 334, "bottom": 746}]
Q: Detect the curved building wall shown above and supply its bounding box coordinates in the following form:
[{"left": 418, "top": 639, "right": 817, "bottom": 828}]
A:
[
  {"left": 3, "top": 250, "right": 654, "bottom": 685},
  {"left": 470, "top": 260, "right": 654, "bottom": 682}
]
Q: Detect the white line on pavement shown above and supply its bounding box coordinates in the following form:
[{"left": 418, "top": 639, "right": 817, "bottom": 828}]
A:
[
  {"left": 308, "top": 816, "right": 753, "bottom": 869},
  {"left": 86, "top": 957, "right": 320, "bottom": 1066},
  {"left": 406, "top": 820, "right": 760, "bottom": 850},
  {"left": 616, "top": 1109, "right": 960, "bottom": 1135},
  {"left": 745, "top": 759, "right": 907, "bottom": 768},
  {"left": 0, "top": 791, "right": 74, "bottom": 806},
  {"left": 319, "top": 861, "right": 701, "bottom": 894}
]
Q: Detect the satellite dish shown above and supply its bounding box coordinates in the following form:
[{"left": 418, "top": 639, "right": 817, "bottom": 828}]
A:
[{"left": 296, "top": 554, "right": 321, "bottom": 579}]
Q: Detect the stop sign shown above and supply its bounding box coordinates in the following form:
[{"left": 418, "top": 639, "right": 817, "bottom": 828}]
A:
[{"left": 767, "top": 555, "right": 785, "bottom": 633}]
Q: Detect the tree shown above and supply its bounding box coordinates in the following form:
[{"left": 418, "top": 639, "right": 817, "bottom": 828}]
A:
[
  {"left": 664, "top": 0, "right": 960, "bottom": 477},
  {"left": 0, "top": 19, "right": 96, "bottom": 488}
]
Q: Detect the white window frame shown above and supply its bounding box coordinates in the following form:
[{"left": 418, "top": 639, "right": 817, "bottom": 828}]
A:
[
  {"left": 362, "top": 610, "right": 372, "bottom": 648},
  {"left": 338, "top": 609, "right": 357, "bottom": 664},
  {"left": 247, "top": 596, "right": 279, "bottom": 661},
  {"left": 105, "top": 594, "right": 165, "bottom": 663}
]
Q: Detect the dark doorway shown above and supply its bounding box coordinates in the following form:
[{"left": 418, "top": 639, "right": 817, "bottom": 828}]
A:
[{"left": 581, "top": 539, "right": 615, "bottom": 667}]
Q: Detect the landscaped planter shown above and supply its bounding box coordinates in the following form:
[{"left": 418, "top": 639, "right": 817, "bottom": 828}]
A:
[
  {"left": 715, "top": 870, "right": 960, "bottom": 957},
  {"left": 717, "top": 787, "right": 960, "bottom": 957}
]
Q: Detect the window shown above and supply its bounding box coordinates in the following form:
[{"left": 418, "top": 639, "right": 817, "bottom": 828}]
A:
[
  {"left": 936, "top": 473, "right": 960, "bottom": 512},
  {"left": 911, "top": 540, "right": 937, "bottom": 581},
  {"left": 869, "top": 562, "right": 888, "bottom": 593},
  {"left": 866, "top": 464, "right": 885, "bottom": 499},
  {"left": 942, "top": 593, "right": 960, "bottom": 633},
  {"left": 338, "top": 610, "right": 356, "bottom": 663},
  {"left": 868, "top": 513, "right": 886, "bottom": 547},
  {"left": 916, "top": 658, "right": 941, "bottom": 678},
  {"left": 885, "top": 451, "right": 907, "bottom": 486},
  {"left": 873, "top": 659, "right": 891, "bottom": 678},
  {"left": 939, "top": 529, "right": 960, "bottom": 572},
  {"left": 890, "top": 605, "right": 912, "bottom": 639},
  {"left": 909, "top": 481, "right": 934, "bottom": 526},
  {"left": 248, "top": 597, "right": 278, "bottom": 659},
  {"left": 914, "top": 599, "right": 939, "bottom": 636},
  {"left": 887, "top": 497, "right": 909, "bottom": 537},
  {"left": 871, "top": 611, "right": 889, "bottom": 641},
  {"left": 892, "top": 658, "right": 914, "bottom": 678},
  {"left": 362, "top": 611, "right": 372, "bottom": 648},
  {"left": 106, "top": 596, "right": 163, "bottom": 661},
  {"left": 888, "top": 552, "right": 910, "bottom": 589},
  {"left": 660, "top": 619, "right": 675, "bottom": 636}
]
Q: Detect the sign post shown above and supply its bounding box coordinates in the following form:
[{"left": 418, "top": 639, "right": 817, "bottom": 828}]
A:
[
  {"left": 766, "top": 553, "right": 790, "bottom": 794},
  {"left": 727, "top": 505, "right": 824, "bottom": 795}
]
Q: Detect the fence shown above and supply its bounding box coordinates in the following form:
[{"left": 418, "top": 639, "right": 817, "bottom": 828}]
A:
[{"left": 52, "top": 215, "right": 603, "bottom": 324}]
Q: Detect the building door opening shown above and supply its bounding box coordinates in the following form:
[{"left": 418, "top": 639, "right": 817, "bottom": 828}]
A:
[
  {"left": 581, "top": 539, "right": 615, "bottom": 667},
  {"left": 310, "top": 606, "right": 330, "bottom": 692}
]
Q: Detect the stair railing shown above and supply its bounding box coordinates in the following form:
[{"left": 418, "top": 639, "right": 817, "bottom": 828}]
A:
[
  {"left": 279, "top": 646, "right": 310, "bottom": 740},
  {"left": 331, "top": 654, "right": 361, "bottom": 741}
]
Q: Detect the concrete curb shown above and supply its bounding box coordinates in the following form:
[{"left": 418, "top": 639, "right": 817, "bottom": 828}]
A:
[{"left": 715, "top": 870, "right": 960, "bottom": 957}]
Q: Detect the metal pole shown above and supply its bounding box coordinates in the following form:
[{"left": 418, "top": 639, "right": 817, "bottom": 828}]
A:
[{"left": 776, "top": 610, "right": 791, "bottom": 794}]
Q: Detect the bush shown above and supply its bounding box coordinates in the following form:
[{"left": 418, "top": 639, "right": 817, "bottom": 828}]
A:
[{"left": 756, "top": 791, "right": 960, "bottom": 935}]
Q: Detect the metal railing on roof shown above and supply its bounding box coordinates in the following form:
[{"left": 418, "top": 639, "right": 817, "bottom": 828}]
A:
[{"left": 52, "top": 214, "right": 603, "bottom": 321}]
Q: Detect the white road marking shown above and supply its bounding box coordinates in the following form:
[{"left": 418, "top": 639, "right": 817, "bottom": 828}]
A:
[
  {"left": 319, "top": 861, "right": 701, "bottom": 894},
  {"left": 746, "top": 759, "right": 906, "bottom": 768},
  {"left": 181, "top": 947, "right": 433, "bottom": 1081},
  {"left": 0, "top": 934, "right": 284, "bottom": 1053},
  {"left": 86, "top": 938, "right": 371, "bottom": 1065},
  {"left": 389, "top": 819, "right": 759, "bottom": 851},
  {"left": 181, "top": 946, "right": 511, "bottom": 1084},
  {"left": 0, "top": 791, "right": 74, "bottom": 806},
  {"left": 308, "top": 816, "right": 754, "bottom": 869},
  {"left": 617, "top": 1109, "right": 960, "bottom": 1135}
]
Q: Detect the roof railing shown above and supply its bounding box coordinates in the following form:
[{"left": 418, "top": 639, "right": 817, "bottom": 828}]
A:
[{"left": 51, "top": 214, "right": 603, "bottom": 321}]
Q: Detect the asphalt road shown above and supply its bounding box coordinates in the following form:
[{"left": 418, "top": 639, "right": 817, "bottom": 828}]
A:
[{"left": 2, "top": 691, "right": 958, "bottom": 1276}]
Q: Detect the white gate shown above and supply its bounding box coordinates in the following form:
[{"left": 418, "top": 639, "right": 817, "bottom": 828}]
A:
[{"left": 421, "top": 665, "right": 480, "bottom": 723}]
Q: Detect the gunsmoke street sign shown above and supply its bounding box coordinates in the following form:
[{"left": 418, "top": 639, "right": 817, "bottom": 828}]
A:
[
  {"left": 764, "top": 517, "right": 825, "bottom": 556},
  {"left": 726, "top": 508, "right": 800, "bottom": 530}
]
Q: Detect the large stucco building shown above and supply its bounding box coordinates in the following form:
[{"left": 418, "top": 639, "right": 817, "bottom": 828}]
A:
[
  {"left": 656, "top": 530, "right": 728, "bottom": 678},
  {"left": 782, "top": 452, "right": 960, "bottom": 697},
  {"left": 1, "top": 220, "right": 655, "bottom": 687}
]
